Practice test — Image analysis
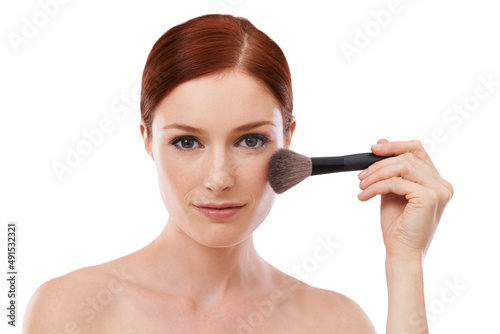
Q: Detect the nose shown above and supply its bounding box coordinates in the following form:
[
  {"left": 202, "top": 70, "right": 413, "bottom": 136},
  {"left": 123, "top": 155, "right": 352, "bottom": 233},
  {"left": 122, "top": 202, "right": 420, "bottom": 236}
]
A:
[{"left": 203, "top": 149, "right": 236, "bottom": 193}]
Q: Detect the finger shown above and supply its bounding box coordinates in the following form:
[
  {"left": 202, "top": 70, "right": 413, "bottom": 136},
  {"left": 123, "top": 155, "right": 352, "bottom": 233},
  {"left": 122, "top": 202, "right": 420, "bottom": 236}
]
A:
[
  {"left": 359, "top": 153, "right": 440, "bottom": 191},
  {"left": 368, "top": 139, "right": 454, "bottom": 201},
  {"left": 370, "top": 139, "right": 437, "bottom": 172},
  {"left": 359, "top": 152, "right": 454, "bottom": 203},
  {"left": 377, "top": 138, "right": 390, "bottom": 145},
  {"left": 358, "top": 176, "right": 431, "bottom": 203}
]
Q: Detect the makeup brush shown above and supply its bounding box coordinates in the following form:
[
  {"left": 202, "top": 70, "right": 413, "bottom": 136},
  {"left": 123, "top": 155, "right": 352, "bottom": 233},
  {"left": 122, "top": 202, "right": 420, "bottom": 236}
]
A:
[{"left": 267, "top": 149, "right": 391, "bottom": 194}]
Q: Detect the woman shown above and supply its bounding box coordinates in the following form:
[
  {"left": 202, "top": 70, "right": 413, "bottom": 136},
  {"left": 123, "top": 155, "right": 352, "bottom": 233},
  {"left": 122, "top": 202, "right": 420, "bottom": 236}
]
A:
[{"left": 23, "top": 14, "right": 453, "bottom": 333}]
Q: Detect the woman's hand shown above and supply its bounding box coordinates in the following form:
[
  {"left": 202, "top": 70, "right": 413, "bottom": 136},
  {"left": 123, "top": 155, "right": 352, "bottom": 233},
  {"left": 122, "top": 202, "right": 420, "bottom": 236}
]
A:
[{"left": 357, "top": 139, "right": 454, "bottom": 259}]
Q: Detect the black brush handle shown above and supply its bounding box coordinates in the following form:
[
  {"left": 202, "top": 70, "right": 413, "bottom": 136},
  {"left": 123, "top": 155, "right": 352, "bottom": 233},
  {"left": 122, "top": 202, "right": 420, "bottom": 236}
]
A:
[{"left": 311, "top": 153, "right": 391, "bottom": 176}]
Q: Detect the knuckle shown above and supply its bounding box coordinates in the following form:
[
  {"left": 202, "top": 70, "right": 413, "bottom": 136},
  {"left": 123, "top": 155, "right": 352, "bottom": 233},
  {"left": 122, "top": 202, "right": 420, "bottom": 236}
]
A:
[
  {"left": 439, "top": 189, "right": 450, "bottom": 203},
  {"left": 440, "top": 178, "right": 454, "bottom": 200},
  {"left": 446, "top": 180, "right": 454, "bottom": 198},
  {"left": 412, "top": 139, "right": 424, "bottom": 150},
  {"left": 398, "top": 160, "right": 411, "bottom": 175},
  {"left": 401, "top": 152, "right": 413, "bottom": 160},
  {"left": 411, "top": 140, "right": 432, "bottom": 159},
  {"left": 401, "top": 152, "right": 414, "bottom": 165},
  {"left": 426, "top": 189, "right": 439, "bottom": 203},
  {"left": 402, "top": 152, "right": 423, "bottom": 167},
  {"left": 388, "top": 176, "right": 400, "bottom": 186}
]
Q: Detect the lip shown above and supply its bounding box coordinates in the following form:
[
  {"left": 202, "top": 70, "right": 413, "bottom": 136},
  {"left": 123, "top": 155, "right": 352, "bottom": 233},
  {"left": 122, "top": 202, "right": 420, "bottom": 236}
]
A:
[{"left": 193, "top": 203, "right": 245, "bottom": 220}]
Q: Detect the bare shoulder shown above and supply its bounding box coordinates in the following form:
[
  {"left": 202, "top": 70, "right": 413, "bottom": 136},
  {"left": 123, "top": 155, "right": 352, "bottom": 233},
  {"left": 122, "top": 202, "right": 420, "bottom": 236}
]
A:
[
  {"left": 289, "top": 279, "right": 377, "bottom": 333},
  {"left": 22, "top": 261, "right": 132, "bottom": 333}
]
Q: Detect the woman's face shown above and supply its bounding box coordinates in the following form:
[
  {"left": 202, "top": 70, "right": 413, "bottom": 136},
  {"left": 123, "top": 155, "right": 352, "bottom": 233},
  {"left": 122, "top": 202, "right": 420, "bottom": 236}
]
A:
[{"left": 141, "top": 70, "right": 294, "bottom": 248}]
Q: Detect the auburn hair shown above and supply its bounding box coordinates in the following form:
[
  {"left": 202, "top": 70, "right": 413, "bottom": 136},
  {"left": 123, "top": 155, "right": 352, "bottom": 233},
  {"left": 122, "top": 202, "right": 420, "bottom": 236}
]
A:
[{"left": 140, "top": 14, "right": 293, "bottom": 139}]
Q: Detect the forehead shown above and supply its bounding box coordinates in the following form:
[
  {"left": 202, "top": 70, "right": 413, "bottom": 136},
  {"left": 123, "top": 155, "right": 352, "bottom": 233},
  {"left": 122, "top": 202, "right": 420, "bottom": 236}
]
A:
[{"left": 152, "top": 71, "right": 283, "bottom": 132}]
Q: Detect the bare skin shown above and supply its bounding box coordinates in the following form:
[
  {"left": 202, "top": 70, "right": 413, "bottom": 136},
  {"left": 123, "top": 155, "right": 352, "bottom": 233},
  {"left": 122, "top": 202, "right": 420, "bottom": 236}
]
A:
[
  {"left": 23, "top": 233, "right": 374, "bottom": 333},
  {"left": 24, "top": 70, "right": 375, "bottom": 333},
  {"left": 23, "top": 70, "right": 452, "bottom": 333}
]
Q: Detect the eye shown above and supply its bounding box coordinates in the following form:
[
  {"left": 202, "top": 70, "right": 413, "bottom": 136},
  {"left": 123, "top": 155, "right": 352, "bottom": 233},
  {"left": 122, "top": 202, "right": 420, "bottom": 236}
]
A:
[
  {"left": 170, "top": 136, "right": 202, "bottom": 150},
  {"left": 238, "top": 134, "right": 269, "bottom": 149}
]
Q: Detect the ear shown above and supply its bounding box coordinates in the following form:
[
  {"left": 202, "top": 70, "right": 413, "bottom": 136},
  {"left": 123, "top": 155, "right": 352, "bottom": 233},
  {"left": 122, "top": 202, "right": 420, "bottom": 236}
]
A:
[
  {"left": 140, "top": 119, "right": 154, "bottom": 161},
  {"left": 284, "top": 116, "right": 296, "bottom": 149}
]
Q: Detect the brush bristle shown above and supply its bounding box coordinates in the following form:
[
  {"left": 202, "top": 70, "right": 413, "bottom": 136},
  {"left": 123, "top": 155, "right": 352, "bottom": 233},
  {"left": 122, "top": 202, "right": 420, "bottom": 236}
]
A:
[{"left": 267, "top": 149, "right": 312, "bottom": 194}]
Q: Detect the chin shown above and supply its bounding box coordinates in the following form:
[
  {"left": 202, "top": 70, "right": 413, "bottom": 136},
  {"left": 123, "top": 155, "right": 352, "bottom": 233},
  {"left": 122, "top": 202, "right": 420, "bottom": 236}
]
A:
[
  {"left": 168, "top": 197, "right": 274, "bottom": 248},
  {"left": 193, "top": 220, "right": 257, "bottom": 248}
]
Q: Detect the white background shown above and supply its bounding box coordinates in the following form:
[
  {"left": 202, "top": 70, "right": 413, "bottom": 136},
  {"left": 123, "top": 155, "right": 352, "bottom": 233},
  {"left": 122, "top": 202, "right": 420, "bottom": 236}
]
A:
[{"left": 1, "top": 0, "right": 499, "bottom": 333}]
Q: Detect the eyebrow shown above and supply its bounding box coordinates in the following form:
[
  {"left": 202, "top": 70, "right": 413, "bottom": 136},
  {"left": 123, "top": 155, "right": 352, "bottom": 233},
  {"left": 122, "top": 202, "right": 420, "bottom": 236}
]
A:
[{"left": 162, "top": 121, "right": 276, "bottom": 134}]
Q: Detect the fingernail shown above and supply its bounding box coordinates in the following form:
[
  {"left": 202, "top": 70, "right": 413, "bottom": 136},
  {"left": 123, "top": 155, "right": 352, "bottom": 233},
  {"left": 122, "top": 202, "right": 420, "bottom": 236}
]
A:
[
  {"left": 371, "top": 144, "right": 383, "bottom": 149},
  {"left": 358, "top": 169, "right": 367, "bottom": 178}
]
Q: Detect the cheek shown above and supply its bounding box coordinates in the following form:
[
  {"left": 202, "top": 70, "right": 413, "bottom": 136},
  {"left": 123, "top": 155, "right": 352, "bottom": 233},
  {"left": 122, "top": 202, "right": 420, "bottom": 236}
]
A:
[
  {"left": 237, "top": 154, "right": 268, "bottom": 191},
  {"left": 155, "top": 150, "right": 200, "bottom": 211},
  {"left": 238, "top": 153, "right": 276, "bottom": 212}
]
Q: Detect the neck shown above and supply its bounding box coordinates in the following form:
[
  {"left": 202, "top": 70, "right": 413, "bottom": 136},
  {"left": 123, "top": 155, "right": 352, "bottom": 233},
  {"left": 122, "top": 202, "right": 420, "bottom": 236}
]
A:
[{"left": 143, "top": 217, "right": 269, "bottom": 305}]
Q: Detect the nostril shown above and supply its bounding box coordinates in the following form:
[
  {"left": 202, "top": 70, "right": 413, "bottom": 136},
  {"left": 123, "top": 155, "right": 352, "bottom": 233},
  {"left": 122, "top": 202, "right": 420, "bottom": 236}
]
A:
[{"left": 204, "top": 169, "right": 234, "bottom": 193}]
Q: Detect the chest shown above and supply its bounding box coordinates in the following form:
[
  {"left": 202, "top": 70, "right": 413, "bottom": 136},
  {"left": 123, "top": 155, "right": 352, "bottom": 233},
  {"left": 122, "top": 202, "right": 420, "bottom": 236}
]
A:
[{"left": 96, "top": 289, "right": 310, "bottom": 334}]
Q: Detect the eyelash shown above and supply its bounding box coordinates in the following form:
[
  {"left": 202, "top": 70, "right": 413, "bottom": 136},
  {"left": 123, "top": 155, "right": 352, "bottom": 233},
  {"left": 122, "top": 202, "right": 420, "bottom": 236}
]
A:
[{"left": 169, "top": 134, "right": 270, "bottom": 151}]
